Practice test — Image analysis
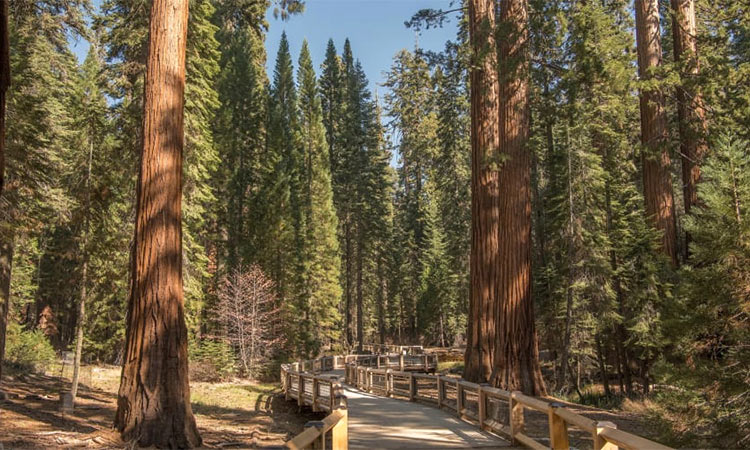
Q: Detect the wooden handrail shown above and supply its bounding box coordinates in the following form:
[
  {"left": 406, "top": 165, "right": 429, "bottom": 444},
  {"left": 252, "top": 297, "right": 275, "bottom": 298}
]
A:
[
  {"left": 281, "top": 359, "right": 348, "bottom": 449},
  {"left": 285, "top": 409, "right": 348, "bottom": 450},
  {"left": 597, "top": 425, "right": 672, "bottom": 450},
  {"left": 286, "top": 352, "right": 672, "bottom": 450},
  {"left": 343, "top": 355, "right": 672, "bottom": 450}
]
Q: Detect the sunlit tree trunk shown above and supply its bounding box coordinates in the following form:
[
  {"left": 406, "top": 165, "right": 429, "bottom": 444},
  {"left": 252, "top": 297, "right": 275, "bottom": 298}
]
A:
[
  {"left": 113, "top": 0, "right": 201, "bottom": 446},
  {"left": 0, "top": 234, "right": 13, "bottom": 383},
  {"left": 671, "top": 0, "right": 707, "bottom": 256},
  {"left": 491, "top": 0, "right": 546, "bottom": 396},
  {"left": 376, "top": 257, "right": 386, "bottom": 345},
  {"left": 635, "top": 0, "right": 678, "bottom": 265},
  {"left": 356, "top": 223, "right": 363, "bottom": 352},
  {"left": 344, "top": 221, "right": 353, "bottom": 347},
  {"left": 464, "top": 0, "right": 500, "bottom": 384},
  {"left": 0, "top": 0, "right": 9, "bottom": 196},
  {"left": 70, "top": 140, "right": 93, "bottom": 403}
]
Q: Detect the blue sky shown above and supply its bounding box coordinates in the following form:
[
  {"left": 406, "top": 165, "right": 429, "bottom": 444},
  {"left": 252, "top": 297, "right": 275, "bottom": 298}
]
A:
[
  {"left": 265, "top": 0, "right": 457, "bottom": 94},
  {"left": 72, "top": 0, "right": 459, "bottom": 96}
]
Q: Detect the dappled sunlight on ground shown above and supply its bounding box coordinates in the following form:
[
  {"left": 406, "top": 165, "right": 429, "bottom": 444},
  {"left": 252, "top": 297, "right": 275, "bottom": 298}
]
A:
[{"left": 0, "top": 365, "right": 311, "bottom": 448}]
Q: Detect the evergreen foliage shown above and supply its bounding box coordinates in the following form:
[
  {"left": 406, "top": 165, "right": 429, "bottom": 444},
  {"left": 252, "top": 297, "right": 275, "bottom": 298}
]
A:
[{"left": 1, "top": 2, "right": 749, "bottom": 445}]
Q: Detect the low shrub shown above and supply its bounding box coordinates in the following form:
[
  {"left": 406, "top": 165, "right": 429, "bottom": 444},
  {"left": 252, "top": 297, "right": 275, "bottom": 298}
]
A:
[
  {"left": 189, "top": 338, "right": 236, "bottom": 382},
  {"left": 5, "top": 322, "right": 57, "bottom": 373}
]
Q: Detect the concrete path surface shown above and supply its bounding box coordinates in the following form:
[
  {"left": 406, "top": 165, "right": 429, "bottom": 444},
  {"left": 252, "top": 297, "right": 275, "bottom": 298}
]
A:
[{"left": 328, "top": 372, "right": 509, "bottom": 449}]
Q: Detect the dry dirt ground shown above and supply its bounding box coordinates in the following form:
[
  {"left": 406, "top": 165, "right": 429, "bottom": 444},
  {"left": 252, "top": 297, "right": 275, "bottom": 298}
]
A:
[{"left": 0, "top": 366, "right": 314, "bottom": 449}]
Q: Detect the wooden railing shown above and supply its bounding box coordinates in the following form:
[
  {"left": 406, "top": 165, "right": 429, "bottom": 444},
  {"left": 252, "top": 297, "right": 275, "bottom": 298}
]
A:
[
  {"left": 360, "top": 343, "right": 425, "bottom": 355},
  {"left": 347, "top": 353, "right": 438, "bottom": 372},
  {"left": 344, "top": 360, "right": 672, "bottom": 450},
  {"left": 283, "top": 348, "right": 670, "bottom": 450},
  {"left": 281, "top": 361, "right": 348, "bottom": 449}
]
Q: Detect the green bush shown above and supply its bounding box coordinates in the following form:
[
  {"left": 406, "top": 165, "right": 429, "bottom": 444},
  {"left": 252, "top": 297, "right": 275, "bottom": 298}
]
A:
[
  {"left": 189, "top": 338, "right": 236, "bottom": 382},
  {"left": 5, "top": 322, "right": 57, "bottom": 373}
]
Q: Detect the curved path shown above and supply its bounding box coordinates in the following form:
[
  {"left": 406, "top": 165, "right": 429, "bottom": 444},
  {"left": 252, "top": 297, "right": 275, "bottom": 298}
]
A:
[{"left": 328, "top": 371, "right": 510, "bottom": 449}]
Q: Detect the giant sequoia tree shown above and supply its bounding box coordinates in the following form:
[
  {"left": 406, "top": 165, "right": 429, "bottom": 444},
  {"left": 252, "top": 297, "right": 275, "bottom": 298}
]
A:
[
  {"left": 492, "top": 0, "right": 546, "bottom": 396},
  {"left": 464, "top": 0, "right": 501, "bottom": 384},
  {"left": 114, "top": 0, "right": 201, "bottom": 446},
  {"left": 671, "top": 0, "right": 707, "bottom": 255},
  {"left": 0, "top": 0, "right": 8, "bottom": 197},
  {"left": 634, "top": 0, "right": 678, "bottom": 265}
]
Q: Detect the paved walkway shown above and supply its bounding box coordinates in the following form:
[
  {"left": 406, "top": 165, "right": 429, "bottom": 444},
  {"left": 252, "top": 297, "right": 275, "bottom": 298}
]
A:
[{"left": 328, "top": 371, "right": 509, "bottom": 449}]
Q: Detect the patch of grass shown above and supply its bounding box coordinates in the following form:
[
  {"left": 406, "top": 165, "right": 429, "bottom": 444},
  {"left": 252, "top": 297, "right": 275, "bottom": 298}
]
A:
[
  {"left": 438, "top": 360, "right": 464, "bottom": 374},
  {"left": 190, "top": 381, "right": 278, "bottom": 413},
  {"left": 559, "top": 388, "right": 626, "bottom": 410}
]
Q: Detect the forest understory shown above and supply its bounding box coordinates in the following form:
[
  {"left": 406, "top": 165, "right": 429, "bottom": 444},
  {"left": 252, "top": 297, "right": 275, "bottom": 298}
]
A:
[{"left": 0, "top": 365, "right": 311, "bottom": 449}]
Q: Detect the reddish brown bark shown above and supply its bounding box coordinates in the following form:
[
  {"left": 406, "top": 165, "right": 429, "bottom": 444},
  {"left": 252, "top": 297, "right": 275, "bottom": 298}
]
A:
[
  {"left": 671, "top": 0, "right": 707, "bottom": 250},
  {"left": 635, "top": 0, "right": 678, "bottom": 265},
  {"left": 1, "top": 0, "right": 9, "bottom": 196},
  {"left": 491, "top": 0, "right": 546, "bottom": 396},
  {"left": 0, "top": 234, "right": 13, "bottom": 384},
  {"left": 113, "top": 0, "right": 201, "bottom": 446},
  {"left": 464, "top": 0, "right": 500, "bottom": 383}
]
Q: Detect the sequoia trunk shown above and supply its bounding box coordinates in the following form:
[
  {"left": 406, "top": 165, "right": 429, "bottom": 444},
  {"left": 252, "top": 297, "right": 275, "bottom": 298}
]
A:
[
  {"left": 113, "top": 0, "right": 201, "bottom": 446},
  {"left": 491, "top": 0, "right": 546, "bottom": 396},
  {"left": 0, "top": 0, "right": 9, "bottom": 196},
  {"left": 635, "top": 0, "right": 678, "bottom": 265},
  {"left": 671, "top": 0, "right": 707, "bottom": 254},
  {"left": 464, "top": 0, "right": 501, "bottom": 383},
  {"left": 0, "top": 234, "right": 13, "bottom": 383}
]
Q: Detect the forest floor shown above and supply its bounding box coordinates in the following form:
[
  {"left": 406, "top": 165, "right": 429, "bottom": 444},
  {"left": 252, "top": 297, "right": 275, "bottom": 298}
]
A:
[{"left": 0, "top": 365, "right": 313, "bottom": 449}]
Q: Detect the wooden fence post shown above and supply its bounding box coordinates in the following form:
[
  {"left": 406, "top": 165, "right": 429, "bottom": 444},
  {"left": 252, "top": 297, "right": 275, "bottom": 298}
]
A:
[
  {"left": 332, "top": 408, "right": 348, "bottom": 450},
  {"left": 409, "top": 373, "right": 416, "bottom": 401},
  {"left": 594, "top": 421, "right": 618, "bottom": 450},
  {"left": 399, "top": 353, "right": 404, "bottom": 371},
  {"left": 509, "top": 392, "right": 524, "bottom": 446},
  {"left": 386, "top": 369, "right": 392, "bottom": 397},
  {"left": 298, "top": 374, "right": 304, "bottom": 407},
  {"left": 478, "top": 385, "right": 486, "bottom": 430},
  {"left": 548, "top": 402, "right": 570, "bottom": 449},
  {"left": 312, "top": 377, "right": 320, "bottom": 412},
  {"left": 456, "top": 381, "right": 464, "bottom": 419},
  {"left": 437, "top": 375, "right": 443, "bottom": 409}
]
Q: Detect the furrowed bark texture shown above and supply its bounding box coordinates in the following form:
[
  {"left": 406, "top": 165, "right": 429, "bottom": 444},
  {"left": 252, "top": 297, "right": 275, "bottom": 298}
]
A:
[
  {"left": 671, "top": 0, "right": 707, "bottom": 241},
  {"left": 635, "top": 0, "right": 678, "bottom": 265},
  {"left": 0, "top": 0, "right": 9, "bottom": 196},
  {"left": 113, "top": 0, "right": 201, "bottom": 447},
  {"left": 491, "top": 0, "right": 546, "bottom": 396},
  {"left": 0, "top": 234, "right": 13, "bottom": 383},
  {"left": 465, "top": 0, "right": 500, "bottom": 384}
]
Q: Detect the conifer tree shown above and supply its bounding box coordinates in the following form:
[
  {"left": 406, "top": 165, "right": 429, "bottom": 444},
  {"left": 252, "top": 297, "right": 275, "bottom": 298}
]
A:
[
  {"left": 67, "top": 44, "right": 111, "bottom": 403},
  {"left": 634, "top": 0, "right": 678, "bottom": 265},
  {"left": 212, "top": 8, "right": 268, "bottom": 277},
  {"left": 262, "top": 32, "right": 300, "bottom": 353},
  {"left": 671, "top": 0, "right": 708, "bottom": 232},
  {"left": 296, "top": 40, "right": 342, "bottom": 355},
  {"left": 0, "top": 1, "right": 85, "bottom": 380},
  {"left": 114, "top": 0, "right": 201, "bottom": 445},
  {"left": 464, "top": 0, "right": 500, "bottom": 383},
  {"left": 385, "top": 49, "right": 439, "bottom": 341},
  {"left": 492, "top": 0, "right": 546, "bottom": 395},
  {"left": 183, "top": 0, "right": 221, "bottom": 336}
]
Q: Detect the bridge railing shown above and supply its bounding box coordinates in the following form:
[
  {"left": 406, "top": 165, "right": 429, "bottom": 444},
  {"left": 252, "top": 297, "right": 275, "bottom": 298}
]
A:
[
  {"left": 281, "top": 361, "right": 348, "bottom": 449},
  {"left": 344, "top": 359, "right": 672, "bottom": 450},
  {"left": 360, "top": 343, "right": 425, "bottom": 355}
]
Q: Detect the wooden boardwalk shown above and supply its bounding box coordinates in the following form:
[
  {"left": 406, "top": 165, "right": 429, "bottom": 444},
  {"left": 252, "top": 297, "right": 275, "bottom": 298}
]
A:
[
  {"left": 282, "top": 353, "right": 673, "bottom": 450},
  {"left": 334, "top": 371, "right": 509, "bottom": 449}
]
